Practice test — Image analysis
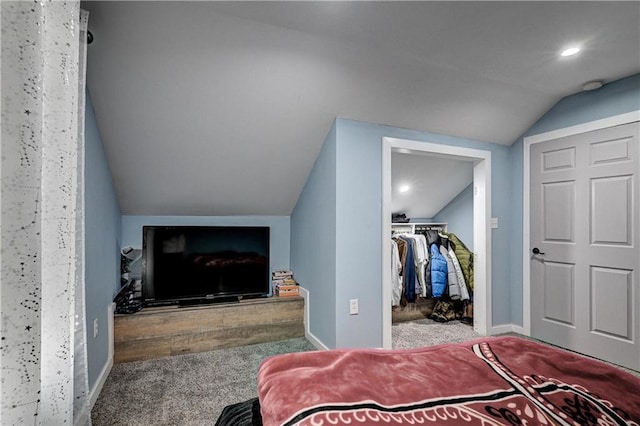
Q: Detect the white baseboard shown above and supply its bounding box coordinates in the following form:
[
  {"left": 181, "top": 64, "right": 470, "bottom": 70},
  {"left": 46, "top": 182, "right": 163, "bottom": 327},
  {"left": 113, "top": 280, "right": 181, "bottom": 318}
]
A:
[
  {"left": 89, "top": 302, "right": 116, "bottom": 409},
  {"left": 489, "top": 323, "right": 527, "bottom": 336},
  {"left": 89, "top": 356, "right": 113, "bottom": 409},
  {"left": 297, "top": 287, "right": 329, "bottom": 351},
  {"left": 108, "top": 303, "right": 115, "bottom": 359},
  {"left": 489, "top": 324, "right": 513, "bottom": 335},
  {"left": 511, "top": 325, "right": 526, "bottom": 335},
  {"left": 305, "top": 330, "right": 329, "bottom": 351}
]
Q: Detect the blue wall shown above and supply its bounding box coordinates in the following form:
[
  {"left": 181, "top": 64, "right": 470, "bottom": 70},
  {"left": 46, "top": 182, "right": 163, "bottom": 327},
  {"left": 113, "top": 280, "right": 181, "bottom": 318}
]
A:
[
  {"left": 336, "top": 119, "right": 511, "bottom": 347},
  {"left": 290, "top": 122, "right": 338, "bottom": 348},
  {"left": 304, "top": 118, "right": 512, "bottom": 348},
  {"left": 508, "top": 73, "right": 640, "bottom": 326},
  {"left": 121, "top": 215, "right": 291, "bottom": 288},
  {"left": 433, "top": 183, "right": 474, "bottom": 251},
  {"left": 334, "top": 120, "right": 390, "bottom": 348},
  {"left": 85, "top": 92, "right": 122, "bottom": 390}
]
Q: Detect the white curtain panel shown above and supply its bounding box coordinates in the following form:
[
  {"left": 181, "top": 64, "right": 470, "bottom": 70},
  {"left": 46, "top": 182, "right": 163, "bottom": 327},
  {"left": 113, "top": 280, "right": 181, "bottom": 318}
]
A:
[
  {"left": 0, "top": 1, "right": 90, "bottom": 425},
  {"left": 73, "top": 9, "right": 91, "bottom": 425}
]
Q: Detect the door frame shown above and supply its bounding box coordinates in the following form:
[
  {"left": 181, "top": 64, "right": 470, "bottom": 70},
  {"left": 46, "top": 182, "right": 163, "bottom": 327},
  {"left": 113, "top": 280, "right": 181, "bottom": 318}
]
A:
[
  {"left": 522, "top": 110, "right": 640, "bottom": 336},
  {"left": 382, "top": 137, "right": 492, "bottom": 348}
]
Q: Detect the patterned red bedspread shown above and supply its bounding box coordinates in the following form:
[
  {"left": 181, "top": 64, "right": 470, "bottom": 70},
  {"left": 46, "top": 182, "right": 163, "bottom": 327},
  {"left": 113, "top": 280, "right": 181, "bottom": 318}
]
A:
[{"left": 257, "top": 336, "right": 640, "bottom": 425}]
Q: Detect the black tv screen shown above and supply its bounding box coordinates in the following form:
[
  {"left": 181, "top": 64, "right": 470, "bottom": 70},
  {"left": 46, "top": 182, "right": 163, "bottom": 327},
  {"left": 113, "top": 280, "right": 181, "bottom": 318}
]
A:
[{"left": 142, "top": 225, "right": 270, "bottom": 306}]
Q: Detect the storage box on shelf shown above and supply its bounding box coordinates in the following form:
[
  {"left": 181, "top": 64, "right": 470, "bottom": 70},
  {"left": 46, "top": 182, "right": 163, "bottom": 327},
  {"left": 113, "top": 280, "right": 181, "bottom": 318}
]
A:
[
  {"left": 272, "top": 269, "right": 299, "bottom": 297},
  {"left": 275, "top": 285, "right": 299, "bottom": 297}
]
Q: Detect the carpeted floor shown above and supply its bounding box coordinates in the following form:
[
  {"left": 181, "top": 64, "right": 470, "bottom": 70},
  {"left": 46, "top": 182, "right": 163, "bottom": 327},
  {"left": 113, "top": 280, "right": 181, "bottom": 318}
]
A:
[
  {"left": 91, "top": 320, "right": 638, "bottom": 425},
  {"left": 91, "top": 320, "right": 479, "bottom": 425},
  {"left": 392, "top": 318, "right": 480, "bottom": 349},
  {"left": 91, "top": 338, "right": 316, "bottom": 426}
]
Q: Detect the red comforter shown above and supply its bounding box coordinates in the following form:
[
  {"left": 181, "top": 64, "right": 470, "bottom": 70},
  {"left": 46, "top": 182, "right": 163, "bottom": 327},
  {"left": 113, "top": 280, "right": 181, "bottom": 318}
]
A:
[{"left": 257, "top": 336, "right": 640, "bottom": 425}]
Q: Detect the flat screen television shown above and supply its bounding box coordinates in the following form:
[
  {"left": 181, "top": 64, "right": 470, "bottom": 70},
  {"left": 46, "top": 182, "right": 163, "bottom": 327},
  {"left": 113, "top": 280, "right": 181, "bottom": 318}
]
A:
[{"left": 142, "top": 225, "right": 270, "bottom": 306}]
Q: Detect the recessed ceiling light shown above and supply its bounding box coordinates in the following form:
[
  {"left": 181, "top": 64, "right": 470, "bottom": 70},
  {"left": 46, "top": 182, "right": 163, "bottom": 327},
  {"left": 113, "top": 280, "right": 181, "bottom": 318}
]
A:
[
  {"left": 399, "top": 185, "right": 411, "bottom": 193},
  {"left": 560, "top": 46, "right": 581, "bottom": 57},
  {"left": 582, "top": 80, "right": 603, "bottom": 91}
]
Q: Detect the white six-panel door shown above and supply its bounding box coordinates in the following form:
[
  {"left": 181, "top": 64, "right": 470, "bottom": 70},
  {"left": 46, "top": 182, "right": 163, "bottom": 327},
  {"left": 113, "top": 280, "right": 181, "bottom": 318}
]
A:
[{"left": 530, "top": 121, "right": 639, "bottom": 371}]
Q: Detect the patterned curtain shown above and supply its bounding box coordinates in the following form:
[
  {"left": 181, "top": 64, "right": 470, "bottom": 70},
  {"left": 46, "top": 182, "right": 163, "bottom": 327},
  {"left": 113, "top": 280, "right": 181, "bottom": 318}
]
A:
[{"left": 1, "top": 1, "right": 90, "bottom": 424}]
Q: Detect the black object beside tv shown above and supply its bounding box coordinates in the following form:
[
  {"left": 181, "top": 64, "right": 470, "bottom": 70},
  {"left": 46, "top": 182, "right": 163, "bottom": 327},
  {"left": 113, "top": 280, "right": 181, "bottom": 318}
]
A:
[{"left": 142, "top": 225, "right": 270, "bottom": 306}]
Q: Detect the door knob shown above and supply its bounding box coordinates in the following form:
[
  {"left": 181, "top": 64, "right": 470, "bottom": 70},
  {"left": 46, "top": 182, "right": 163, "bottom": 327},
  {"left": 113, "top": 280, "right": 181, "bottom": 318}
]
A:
[{"left": 532, "top": 247, "right": 545, "bottom": 255}]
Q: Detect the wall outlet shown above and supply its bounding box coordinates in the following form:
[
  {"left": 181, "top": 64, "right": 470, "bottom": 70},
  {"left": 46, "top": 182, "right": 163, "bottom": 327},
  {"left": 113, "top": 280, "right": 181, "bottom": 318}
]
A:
[
  {"left": 491, "top": 217, "right": 499, "bottom": 229},
  {"left": 93, "top": 318, "right": 99, "bottom": 338},
  {"left": 349, "top": 299, "right": 359, "bottom": 315}
]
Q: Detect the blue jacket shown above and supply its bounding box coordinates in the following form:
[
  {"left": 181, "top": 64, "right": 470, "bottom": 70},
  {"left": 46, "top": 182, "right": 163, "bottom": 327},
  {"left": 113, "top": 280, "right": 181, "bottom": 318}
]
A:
[{"left": 430, "top": 244, "right": 448, "bottom": 297}]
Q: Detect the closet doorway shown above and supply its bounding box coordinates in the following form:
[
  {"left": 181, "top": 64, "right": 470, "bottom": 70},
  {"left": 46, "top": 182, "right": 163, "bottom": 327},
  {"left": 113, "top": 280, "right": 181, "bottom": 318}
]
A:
[{"left": 382, "top": 138, "right": 492, "bottom": 348}]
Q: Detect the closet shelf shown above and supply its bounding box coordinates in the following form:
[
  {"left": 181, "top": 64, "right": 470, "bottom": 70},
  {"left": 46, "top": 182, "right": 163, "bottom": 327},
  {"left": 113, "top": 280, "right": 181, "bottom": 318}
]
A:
[{"left": 391, "top": 222, "right": 447, "bottom": 234}]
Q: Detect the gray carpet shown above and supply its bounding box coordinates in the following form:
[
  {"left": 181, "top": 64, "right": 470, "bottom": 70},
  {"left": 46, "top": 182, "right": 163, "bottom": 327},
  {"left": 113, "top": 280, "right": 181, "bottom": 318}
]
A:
[
  {"left": 92, "top": 321, "right": 479, "bottom": 425},
  {"left": 91, "top": 338, "right": 316, "bottom": 426},
  {"left": 392, "top": 318, "right": 481, "bottom": 349},
  {"left": 91, "top": 321, "right": 638, "bottom": 425}
]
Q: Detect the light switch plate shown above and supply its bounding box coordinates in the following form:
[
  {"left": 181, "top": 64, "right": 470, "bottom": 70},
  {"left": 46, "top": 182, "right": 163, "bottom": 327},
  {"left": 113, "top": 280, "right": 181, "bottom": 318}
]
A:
[{"left": 349, "top": 299, "right": 359, "bottom": 315}]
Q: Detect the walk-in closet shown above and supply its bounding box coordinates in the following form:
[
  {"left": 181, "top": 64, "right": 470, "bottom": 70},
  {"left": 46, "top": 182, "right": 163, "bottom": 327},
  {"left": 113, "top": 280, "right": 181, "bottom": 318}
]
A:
[{"left": 390, "top": 150, "right": 476, "bottom": 349}]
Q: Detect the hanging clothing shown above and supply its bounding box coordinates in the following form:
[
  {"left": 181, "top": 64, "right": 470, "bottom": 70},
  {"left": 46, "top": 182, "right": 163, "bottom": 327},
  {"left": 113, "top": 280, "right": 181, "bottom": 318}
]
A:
[
  {"left": 399, "top": 234, "right": 427, "bottom": 298},
  {"left": 411, "top": 234, "right": 429, "bottom": 297},
  {"left": 424, "top": 230, "right": 441, "bottom": 249},
  {"left": 403, "top": 234, "right": 421, "bottom": 296},
  {"left": 430, "top": 244, "right": 447, "bottom": 298},
  {"left": 391, "top": 239, "right": 402, "bottom": 306},
  {"left": 445, "top": 232, "right": 474, "bottom": 292},
  {"left": 440, "top": 245, "right": 461, "bottom": 300},
  {"left": 448, "top": 247, "right": 470, "bottom": 301},
  {"left": 399, "top": 236, "right": 418, "bottom": 303},
  {"left": 394, "top": 237, "right": 409, "bottom": 306},
  {"left": 421, "top": 230, "right": 442, "bottom": 299},
  {"left": 423, "top": 251, "right": 432, "bottom": 299},
  {"left": 391, "top": 226, "right": 461, "bottom": 305}
]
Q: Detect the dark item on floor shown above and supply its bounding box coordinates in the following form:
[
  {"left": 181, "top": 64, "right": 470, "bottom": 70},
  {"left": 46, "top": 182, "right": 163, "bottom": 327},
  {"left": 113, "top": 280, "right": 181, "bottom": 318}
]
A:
[
  {"left": 461, "top": 301, "right": 474, "bottom": 325},
  {"left": 215, "top": 397, "right": 262, "bottom": 426},
  {"left": 429, "top": 299, "right": 456, "bottom": 322}
]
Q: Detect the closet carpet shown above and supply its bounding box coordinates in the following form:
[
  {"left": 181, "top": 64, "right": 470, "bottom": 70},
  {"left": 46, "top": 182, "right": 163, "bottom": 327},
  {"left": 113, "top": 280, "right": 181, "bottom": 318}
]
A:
[{"left": 392, "top": 318, "right": 481, "bottom": 349}]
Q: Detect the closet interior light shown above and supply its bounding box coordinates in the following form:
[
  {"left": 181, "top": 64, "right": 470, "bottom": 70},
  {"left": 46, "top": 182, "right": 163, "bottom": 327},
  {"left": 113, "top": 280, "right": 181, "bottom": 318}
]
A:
[
  {"left": 560, "top": 46, "right": 581, "bottom": 57},
  {"left": 399, "top": 185, "right": 411, "bottom": 193}
]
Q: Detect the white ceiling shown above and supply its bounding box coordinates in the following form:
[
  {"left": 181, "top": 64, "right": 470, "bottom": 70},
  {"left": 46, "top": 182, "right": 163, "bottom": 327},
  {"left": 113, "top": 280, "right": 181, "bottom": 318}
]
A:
[
  {"left": 392, "top": 153, "right": 473, "bottom": 219},
  {"left": 83, "top": 1, "right": 640, "bottom": 216}
]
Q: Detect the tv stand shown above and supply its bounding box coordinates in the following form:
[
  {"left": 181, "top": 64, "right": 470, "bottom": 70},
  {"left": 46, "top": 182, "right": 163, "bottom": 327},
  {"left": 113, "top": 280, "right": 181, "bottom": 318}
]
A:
[{"left": 114, "top": 296, "right": 304, "bottom": 363}]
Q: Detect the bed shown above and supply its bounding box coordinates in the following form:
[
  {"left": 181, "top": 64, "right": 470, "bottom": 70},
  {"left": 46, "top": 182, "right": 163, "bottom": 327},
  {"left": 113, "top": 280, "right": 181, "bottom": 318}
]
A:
[{"left": 216, "top": 336, "right": 640, "bottom": 425}]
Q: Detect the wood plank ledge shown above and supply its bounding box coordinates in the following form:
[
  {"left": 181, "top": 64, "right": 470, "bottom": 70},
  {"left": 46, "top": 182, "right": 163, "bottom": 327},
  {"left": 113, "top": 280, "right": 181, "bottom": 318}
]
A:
[{"left": 114, "top": 296, "right": 304, "bottom": 362}]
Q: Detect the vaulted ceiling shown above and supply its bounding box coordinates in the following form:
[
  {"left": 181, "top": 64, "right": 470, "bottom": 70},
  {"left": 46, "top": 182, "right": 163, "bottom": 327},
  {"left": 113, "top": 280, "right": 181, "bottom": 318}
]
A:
[
  {"left": 83, "top": 1, "right": 640, "bottom": 216},
  {"left": 391, "top": 153, "right": 473, "bottom": 219}
]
